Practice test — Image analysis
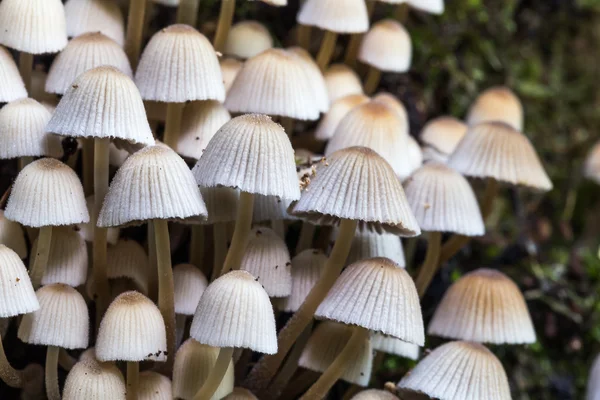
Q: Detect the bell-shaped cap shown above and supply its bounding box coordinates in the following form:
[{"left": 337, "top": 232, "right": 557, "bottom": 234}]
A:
[
  {"left": 447, "top": 122, "right": 553, "bottom": 191},
  {"left": 428, "top": 268, "right": 536, "bottom": 344},
  {"left": 406, "top": 0, "right": 444, "bottom": 14},
  {"left": 584, "top": 141, "right": 600, "bottom": 185},
  {"left": 371, "top": 334, "right": 419, "bottom": 360},
  {"left": 176, "top": 100, "right": 231, "bottom": 160},
  {"left": 35, "top": 226, "right": 88, "bottom": 287},
  {"left": 352, "top": 390, "right": 400, "bottom": 400},
  {"left": 135, "top": 24, "right": 225, "bottom": 103},
  {"left": 64, "top": 0, "right": 124, "bottom": 46},
  {"left": 277, "top": 249, "right": 326, "bottom": 313},
  {"left": 315, "top": 94, "right": 369, "bottom": 141},
  {"left": 359, "top": 20, "right": 411, "bottom": 72},
  {"left": 0, "top": 0, "right": 67, "bottom": 54},
  {"left": 107, "top": 239, "right": 149, "bottom": 293},
  {"left": 174, "top": 264, "right": 208, "bottom": 316},
  {"left": 290, "top": 147, "right": 421, "bottom": 236},
  {"left": 139, "top": 371, "right": 171, "bottom": 400},
  {"left": 298, "top": 0, "right": 369, "bottom": 33},
  {"left": 5, "top": 158, "right": 89, "bottom": 227},
  {"left": 224, "top": 21, "right": 273, "bottom": 60},
  {"left": 419, "top": 116, "right": 467, "bottom": 158},
  {"left": 77, "top": 195, "right": 120, "bottom": 245},
  {"left": 18, "top": 284, "right": 89, "bottom": 349},
  {"left": 0, "top": 46, "right": 27, "bottom": 102},
  {"left": 466, "top": 86, "right": 523, "bottom": 131},
  {"left": 406, "top": 136, "right": 423, "bottom": 176},
  {"left": 0, "top": 211, "right": 27, "bottom": 259},
  {"left": 190, "top": 270, "right": 277, "bottom": 354},
  {"left": 0, "top": 245, "right": 39, "bottom": 317},
  {"left": 63, "top": 358, "right": 126, "bottom": 400},
  {"left": 398, "top": 341, "right": 511, "bottom": 400},
  {"left": 98, "top": 145, "right": 207, "bottom": 227},
  {"left": 288, "top": 47, "right": 329, "bottom": 114},
  {"left": 96, "top": 291, "right": 167, "bottom": 362},
  {"left": 316, "top": 257, "right": 424, "bottom": 345},
  {"left": 224, "top": 388, "right": 258, "bottom": 400},
  {"left": 220, "top": 58, "right": 243, "bottom": 94},
  {"left": 252, "top": 194, "right": 294, "bottom": 223},
  {"left": 192, "top": 114, "right": 300, "bottom": 200},
  {"left": 346, "top": 229, "right": 406, "bottom": 268},
  {"left": 324, "top": 64, "right": 363, "bottom": 104}
]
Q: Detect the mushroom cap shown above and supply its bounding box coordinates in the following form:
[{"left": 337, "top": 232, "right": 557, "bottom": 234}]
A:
[
  {"left": 299, "top": 321, "right": 373, "bottom": 386},
  {"left": 372, "top": 92, "right": 409, "bottom": 121},
  {"left": 224, "top": 21, "right": 273, "bottom": 60},
  {"left": 0, "top": 244, "right": 39, "bottom": 317},
  {"left": 224, "top": 49, "right": 321, "bottom": 121},
  {"left": 77, "top": 195, "right": 120, "bottom": 244},
  {"left": 359, "top": 20, "right": 412, "bottom": 72},
  {"left": 466, "top": 86, "right": 523, "bottom": 132},
  {"left": 5, "top": 158, "right": 89, "bottom": 227},
  {"left": 173, "top": 339, "right": 234, "bottom": 400},
  {"left": 106, "top": 239, "right": 149, "bottom": 294},
  {"left": 406, "top": 136, "right": 423, "bottom": 176},
  {"left": 397, "top": 341, "right": 511, "bottom": 400},
  {"left": 277, "top": 249, "right": 326, "bottom": 313},
  {"left": 584, "top": 141, "right": 600, "bottom": 185},
  {"left": 0, "top": 211, "right": 27, "bottom": 259},
  {"left": 0, "top": 0, "right": 67, "bottom": 54},
  {"left": 98, "top": 145, "right": 208, "bottom": 227},
  {"left": 346, "top": 229, "right": 406, "bottom": 268},
  {"left": 192, "top": 114, "right": 300, "bottom": 201},
  {"left": 403, "top": 0, "right": 445, "bottom": 14},
  {"left": 252, "top": 194, "right": 294, "bottom": 222},
  {"left": 220, "top": 58, "right": 243, "bottom": 94},
  {"left": 138, "top": 371, "right": 171, "bottom": 400},
  {"left": 47, "top": 66, "right": 154, "bottom": 145},
  {"left": 46, "top": 32, "right": 132, "bottom": 95},
  {"left": 316, "top": 257, "right": 424, "bottom": 345},
  {"left": 190, "top": 270, "right": 277, "bottom": 354},
  {"left": 298, "top": 0, "right": 369, "bottom": 33},
  {"left": 288, "top": 47, "right": 330, "bottom": 114},
  {"left": 403, "top": 163, "right": 485, "bottom": 236},
  {"left": 64, "top": 0, "right": 125, "bottom": 46},
  {"left": 419, "top": 116, "right": 467, "bottom": 157},
  {"left": 223, "top": 388, "right": 258, "bottom": 400},
  {"left": 173, "top": 264, "right": 208, "bottom": 316},
  {"left": 290, "top": 147, "right": 421, "bottom": 236},
  {"left": 588, "top": 354, "right": 600, "bottom": 400},
  {"left": 315, "top": 94, "right": 369, "bottom": 141},
  {"left": 324, "top": 64, "right": 364, "bottom": 104},
  {"left": 447, "top": 122, "right": 553, "bottom": 191},
  {"left": 0, "top": 46, "right": 27, "bottom": 102},
  {"left": 63, "top": 358, "right": 126, "bottom": 400},
  {"left": 18, "top": 284, "right": 89, "bottom": 349},
  {"left": 351, "top": 389, "right": 400, "bottom": 400},
  {"left": 176, "top": 100, "right": 231, "bottom": 160},
  {"left": 0, "top": 98, "right": 62, "bottom": 160},
  {"left": 240, "top": 227, "right": 292, "bottom": 298},
  {"left": 96, "top": 291, "right": 167, "bottom": 362},
  {"left": 35, "top": 226, "right": 88, "bottom": 287},
  {"left": 371, "top": 334, "right": 419, "bottom": 360},
  {"left": 135, "top": 24, "right": 224, "bottom": 103},
  {"left": 428, "top": 268, "right": 536, "bottom": 344}
]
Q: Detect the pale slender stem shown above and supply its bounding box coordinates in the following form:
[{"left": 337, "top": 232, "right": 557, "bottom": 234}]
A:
[
  {"left": 148, "top": 223, "right": 158, "bottom": 301},
  {"left": 343, "top": 1, "right": 375, "bottom": 67},
  {"left": 395, "top": 3, "right": 409, "bottom": 22},
  {"left": 281, "top": 117, "right": 295, "bottom": 138},
  {"left": 126, "top": 0, "right": 147, "bottom": 69},
  {"left": 193, "top": 347, "right": 234, "bottom": 400},
  {"left": 297, "top": 25, "right": 311, "bottom": 50},
  {"left": 414, "top": 232, "right": 442, "bottom": 297},
  {"left": 45, "top": 346, "right": 60, "bottom": 400},
  {"left": 93, "top": 138, "right": 110, "bottom": 324},
  {"left": 176, "top": 0, "right": 200, "bottom": 27},
  {"left": 316, "top": 31, "right": 338, "bottom": 71},
  {"left": 18, "top": 156, "right": 33, "bottom": 172},
  {"left": 126, "top": 361, "right": 139, "bottom": 400},
  {"left": 219, "top": 192, "right": 254, "bottom": 276},
  {"left": 480, "top": 178, "right": 499, "bottom": 220},
  {"left": 295, "top": 223, "right": 316, "bottom": 255},
  {"left": 164, "top": 103, "right": 185, "bottom": 149},
  {"left": 301, "top": 327, "right": 369, "bottom": 400},
  {"left": 175, "top": 314, "right": 187, "bottom": 348},
  {"left": 154, "top": 219, "right": 175, "bottom": 371},
  {"left": 82, "top": 138, "right": 94, "bottom": 196},
  {"left": 19, "top": 52, "right": 33, "bottom": 94},
  {"left": 271, "top": 220, "right": 285, "bottom": 238},
  {"left": 30, "top": 226, "right": 52, "bottom": 288},
  {"left": 212, "top": 223, "right": 228, "bottom": 281},
  {"left": 189, "top": 225, "right": 204, "bottom": 269},
  {"left": 0, "top": 334, "right": 24, "bottom": 388},
  {"left": 244, "top": 219, "right": 358, "bottom": 392},
  {"left": 58, "top": 348, "right": 76, "bottom": 371},
  {"left": 363, "top": 66, "right": 382, "bottom": 95},
  {"left": 213, "top": 0, "right": 236, "bottom": 52}
]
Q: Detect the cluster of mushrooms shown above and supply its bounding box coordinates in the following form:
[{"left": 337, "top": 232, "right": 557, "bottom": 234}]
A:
[{"left": 0, "top": 0, "right": 563, "bottom": 399}]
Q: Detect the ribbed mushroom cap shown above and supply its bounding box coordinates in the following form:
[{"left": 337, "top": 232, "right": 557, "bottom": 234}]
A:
[
  {"left": 0, "top": 46, "right": 27, "bottom": 102},
  {"left": 316, "top": 257, "right": 424, "bottom": 345},
  {"left": 79, "top": 347, "right": 97, "bottom": 361},
  {"left": 298, "top": 0, "right": 369, "bottom": 33},
  {"left": 96, "top": 291, "right": 167, "bottom": 362},
  {"left": 346, "top": 229, "right": 406, "bottom": 268},
  {"left": 63, "top": 358, "right": 126, "bottom": 400},
  {"left": 225, "top": 21, "right": 273, "bottom": 60},
  {"left": 200, "top": 187, "right": 239, "bottom": 224},
  {"left": 5, "top": 158, "right": 89, "bottom": 227},
  {"left": 324, "top": 64, "right": 364, "bottom": 104},
  {"left": 77, "top": 195, "right": 120, "bottom": 244},
  {"left": 18, "top": 284, "right": 89, "bottom": 349},
  {"left": 46, "top": 32, "right": 132, "bottom": 95},
  {"left": 0, "top": 98, "right": 62, "bottom": 159},
  {"left": 0, "top": 0, "right": 67, "bottom": 54},
  {"left": 398, "top": 341, "right": 511, "bottom": 400},
  {"left": 288, "top": 47, "right": 329, "bottom": 114},
  {"left": 0, "top": 245, "right": 39, "bottom": 317},
  {"left": 192, "top": 114, "right": 300, "bottom": 200},
  {"left": 47, "top": 66, "right": 154, "bottom": 145},
  {"left": 420, "top": 117, "right": 467, "bottom": 157},
  {"left": 34, "top": 226, "right": 88, "bottom": 287},
  {"left": 447, "top": 122, "right": 553, "bottom": 191},
  {"left": 190, "top": 270, "right": 277, "bottom": 354},
  {"left": 584, "top": 141, "right": 600, "bottom": 185},
  {"left": 139, "top": 372, "right": 171, "bottom": 400},
  {"left": 135, "top": 24, "right": 224, "bottom": 103},
  {"left": 224, "top": 388, "right": 258, "bottom": 400},
  {"left": 326, "top": 101, "right": 413, "bottom": 180},
  {"left": 0, "top": 211, "right": 27, "bottom": 259},
  {"left": 277, "top": 249, "right": 326, "bottom": 313},
  {"left": 588, "top": 354, "right": 600, "bottom": 400},
  {"left": 173, "top": 339, "right": 234, "bottom": 400},
  {"left": 466, "top": 86, "right": 523, "bottom": 132},
  {"left": 371, "top": 334, "right": 419, "bottom": 360},
  {"left": 406, "top": 136, "right": 423, "bottom": 176},
  {"left": 403, "top": 0, "right": 444, "bottom": 14},
  {"left": 359, "top": 20, "right": 411, "bottom": 72},
  {"left": 220, "top": 58, "right": 243, "bottom": 94},
  {"left": 428, "top": 268, "right": 536, "bottom": 344},
  {"left": 315, "top": 94, "right": 369, "bottom": 141},
  {"left": 291, "top": 147, "right": 421, "bottom": 236},
  {"left": 106, "top": 239, "right": 149, "bottom": 293},
  {"left": 351, "top": 389, "right": 400, "bottom": 400},
  {"left": 224, "top": 49, "right": 320, "bottom": 121},
  {"left": 299, "top": 321, "right": 373, "bottom": 386},
  {"left": 240, "top": 227, "right": 292, "bottom": 298},
  {"left": 64, "top": 0, "right": 124, "bottom": 46},
  {"left": 176, "top": 100, "right": 231, "bottom": 160},
  {"left": 252, "top": 194, "right": 294, "bottom": 222},
  {"left": 98, "top": 145, "right": 207, "bottom": 227},
  {"left": 174, "top": 264, "right": 208, "bottom": 316},
  {"left": 403, "top": 163, "right": 484, "bottom": 236}
]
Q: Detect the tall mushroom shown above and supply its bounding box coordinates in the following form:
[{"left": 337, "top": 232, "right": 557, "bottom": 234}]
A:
[{"left": 64, "top": 0, "right": 125, "bottom": 46}]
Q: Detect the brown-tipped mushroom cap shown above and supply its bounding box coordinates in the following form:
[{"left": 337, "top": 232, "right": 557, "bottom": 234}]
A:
[
  {"left": 63, "top": 358, "right": 126, "bottom": 400},
  {"left": 0, "top": 46, "right": 27, "bottom": 102},
  {"left": 64, "top": 0, "right": 125, "bottom": 46},
  {"left": 359, "top": 20, "right": 412, "bottom": 72},
  {"left": 466, "top": 86, "right": 523, "bottom": 132},
  {"left": 324, "top": 64, "right": 364, "bottom": 104},
  {"left": 298, "top": 0, "right": 369, "bottom": 33},
  {"left": 419, "top": 116, "right": 467, "bottom": 157},
  {"left": 0, "top": 244, "right": 39, "bottom": 317},
  {"left": 351, "top": 389, "right": 400, "bottom": 400},
  {"left": 224, "top": 21, "right": 273, "bottom": 60}
]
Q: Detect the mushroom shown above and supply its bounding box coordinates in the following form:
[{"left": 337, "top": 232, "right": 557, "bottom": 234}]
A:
[
  {"left": 173, "top": 264, "right": 208, "bottom": 346},
  {"left": 223, "top": 387, "right": 258, "bottom": 400},
  {"left": 139, "top": 371, "right": 172, "bottom": 400},
  {"left": 124, "top": 0, "right": 148, "bottom": 68},
  {"left": 77, "top": 195, "right": 121, "bottom": 246},
  {"left": 345, "top": 229, "right": 406, "bottom": 268},
  {"left": 419, "top": 117, "right": 468, "bottom": 163},
  {"left": 64, "top": 0, "right": 125, "bottom": 46},
  {"left": 0, "top": 211, "right": 27, "bottom": 259},
  {"left": 219, "top": 58, "right": 243, "bottom": 95},
  {"left": 323, "top": 64, "right": 364, "bottom": 104},
  {"left": 107, "top": 239, "right": 150, "bottom": 295},
  {"left": 351, "top": 389, "right": 400, "bottom": 400},
  {"left": 213, "top": 0, "right": 236, "bottom": 52},
  {"left": 177, "top": 101, "right": 231, "bottom": 161},
  {"left": 176, "top": 0, "right": 200, "bottom": 27},
  {"left": 276, "top": 249, "right": 326, "bottom": 314},
  {"left": 371, "top": 334, "right": 419, "bottom": 361},
  {"left": 315, "top": 94, "right": 369, "bottom": 141},
  {"left": 63, "top": 358, "right": 126, "bottom": 400},
  {"left": 0, "top": 46, "right": 27, "bottom": 103},
  {"left": 584, "top": 141, "right": 600, "bottom": 185},
  {"left": 588, "top": 354, "right": 600, "bottom": 400},
  {"left": 466, "top": 86, "right": 524, "bottom": 132},
  {"left": 224, "top": 21, "right": 273, "bottom": 60},
  {"left": 252, "top": 194, "right": 295, "bottom": 238}
]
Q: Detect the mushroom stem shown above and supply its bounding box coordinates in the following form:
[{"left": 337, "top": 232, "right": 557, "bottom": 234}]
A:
[
  {"left": 244, "top": 218, "right": 358, "bottom": 392},
  {"left": 394, "top": 3, "right": 409, "bottom": 23},
  {"left": 82, "top": 138, "right": 94, "bottom": 196},
  {"left": 30, "top": 226, "right": 52, "bottom": 288},
  {"left": 126, "top": 361, "right": 139, "bottom": 400},
  {"left": 343, "top": 0, "right": 375, "bottom": 67},
  {"left": 281, "top": 117, "right": 295, "bottom": 138},
  {"left": 282, "top": 369, "right": 318, "bottom": 399},
  {"left": 301, "top": 327, "right": 369, "bottom": 400},
  {"left": 18, "top": 52, "right": 33, "bottom": 93},
  {"left": 18, "top": 156, "right": 33, "bottom": 172},
  {"left": 154, "top": 219, "right": 176, "bottom": 371},
  {"left": 363, "top": 66, "right": 382, "bottom": 95},
  {"left": 193, "top": 347, "right": 234, "bottom": 400},
  {"left": 480, "top": 178, "right": 499, "bottom": 220},
  {"left": 148, "top": 223, "right": 158, "bottom": 302},
  {"left": 0, "top": 334, "right": 24, "bottom": 388},
  {"left": 176, "top": 0, "right": 200, "bottom": 27},
  {"left": 295, "top": 223, "right": 315, "bottom": 255},
  {"left": 212, "top": 223, "right": 228, "bottom": 281},
  {"left": 125, "top": 0, "right": 147, "bottom": 69},
  {"left": 271, "top": 220, "right": 285, "bottom": 238},
  {"left": 414, "top": 231, "right": 443, "bottom": 297},
  {"left": 316, "top": 31, "right": 338, "bottom": 71},
  {"left": 190, "top": 225, "right": 205, "bottom": 269},
  {"left": 175, "top": 314, "right": 187, "bottom": 348},
  {"left": 213, "top": 0, "right": 236, "bottom": 52},
  {"left": 163, "top": 102, "right": 185, "bottom": 149},
  {"left": 297, "top": 25, "right": 311, "bottom": 50},
  {"left": 93, "top": 137, "right": 110, "bottom": 323},
  {"left": 219, "top": 191, "right": 255, "bottom": 276},
  {"left": 45, "top": 346, "right": 60, "bottom": 400},
  {"left": 58, "top": 348, "right": 76, "bottom": 371}
]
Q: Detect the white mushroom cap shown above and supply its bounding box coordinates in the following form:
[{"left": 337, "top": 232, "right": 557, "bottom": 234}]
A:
[
  {"left": 419, "top": 116, "right": 467, "bottom": 157},
  {"left": 35, "top": 226, "right": 88, "bottom": 287},
  {"left": 224, "top": 21, "right": 273, "bottom": 60},
  {"left": 64, "top": 0, "right": 125, "bottom": 46},
  {"left": 359, "top": 20, "right": 412, "bottom": 73},
  {"left": 63, "top": 358, "right": 126, "bottom": 400},
  {"left": 466, "top": 86, "right": 523, "bottom": 132},
  {"left": 0, "top": 46, "right": 27, "bottom": 102},
  {"left": 298, "top": 0, "right": 369, "bottom": 33},
  {"left": 351, "top": 389, "right": 400, "bottom": 400},
  {"left": 315, "top": 94, "right": 369, "bottom": 141},
  {"left": 252, "top": 194, "right": 294, "bottom": 223},
  {"left": 0, "top": 211, "right": 27, "bottom": 259},
  {"left": 220, "top": 58, "right": 243, "bottom": 95},
  {"left": 371, "top": 334, "right": 419, "bottom": 360},
  {"left": 173, "top": 264, "right": 208, "bottom": 316},
  {"left": 0, "top": 244, "right": 39, "bottom": 318},
  {"left": 277, "top": 249, "right": 326, "bottom": 313},
  {"left": 288, "top": 47, "right": 330, "bottom": 114},
  {"left": 139, "top": 371, "right": 171, "bottom": 400},
  {"left": 324, "top": 64, "right": 364, "bottom": 104},
  {"left": 176, "top": 100, "right": 231, "bottom": 160},
  {"left": 106, "top": 239, "right": 149, "bottom": 293},
  {"left": 585, "top": 141, "right": 600, "bottom": 185},
  {"left": 346, "top": 229, "right": 406, "bottom": 268}
]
